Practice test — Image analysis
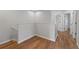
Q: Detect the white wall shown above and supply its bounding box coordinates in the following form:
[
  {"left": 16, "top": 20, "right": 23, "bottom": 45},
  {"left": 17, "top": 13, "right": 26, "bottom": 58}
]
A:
[
  {"left": 50, "top": 13, "right": 56, "bottom": 41},
  {"left": 63, "top": 11, "right": 74, "bottom": 37},
  {"left": 72, "top": 11, "right": 77, "bottom": 39},
  {"left": 15, "top": 11, "right": 35, "bottom": 43},
  {"left": 0, "top": 10, "right": 35, "bottom": 44},
  {"left": 56, "top": 14, "right": 65, "bottom": 31},
  {"left": 18, "top": 24, "right": 34, "bottom": 43},
  {"left": 65, "top": 11, "right": 76, "bottom": 39},
  {"left": 0, "top": 11, "right": 17, "bottom": 43},
  {"left": 76, "top": 10, "right": 79, "bottom": 48},
  {"left": 0, "top": 10, "right": 61, "bottom": 44},
  {"left": 15, "top": 11, "right": 35, "bottom": 24},
  {"left": 35, "top": 11, "right": 52, "bottom": 40},
  {"left": 50, "top": 11, "right": 64, "bottom": 41},
  {"left": 35, "top": 11, "right": 51, "bottom": 23},
  {"left": 36, "top": 24, "right": 50, "bottom": 39},
  {"left": 12, "top": 10, "right": 56, "bottom": 42}
]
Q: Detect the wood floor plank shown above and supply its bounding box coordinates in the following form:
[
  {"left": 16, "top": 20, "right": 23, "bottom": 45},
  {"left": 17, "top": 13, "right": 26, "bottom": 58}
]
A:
[
  {"left": 34, "top": 39, "right": 48, "bottom": 49},
  {"left": 0, "top": 31, "right": 78, "bottom": 49}
]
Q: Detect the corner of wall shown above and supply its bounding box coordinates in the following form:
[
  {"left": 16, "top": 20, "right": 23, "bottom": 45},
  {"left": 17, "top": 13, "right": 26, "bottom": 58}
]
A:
[
  {"left": 36, "top": 34, "right": 56, "bottom": 42},
  {"left": 18, "top": 35, "right": 34, "bottom": 44}
]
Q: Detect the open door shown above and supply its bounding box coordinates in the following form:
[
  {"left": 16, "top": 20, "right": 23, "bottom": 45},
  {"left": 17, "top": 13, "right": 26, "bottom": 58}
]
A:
[
  {"left": 56, "top": 15, "right": 64, "bottom": 32},
  {"left": 64, "top": 13, "right": 70, "bottom": 33}
]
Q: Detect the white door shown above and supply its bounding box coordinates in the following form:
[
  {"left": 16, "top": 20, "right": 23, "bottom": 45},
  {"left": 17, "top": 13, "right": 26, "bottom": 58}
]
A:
[
  {"left": 64, "top": 14, "right": 70, "bottom": 32},
  {"left": 56, "top": 15, "right": 63, "bottom": 32}
]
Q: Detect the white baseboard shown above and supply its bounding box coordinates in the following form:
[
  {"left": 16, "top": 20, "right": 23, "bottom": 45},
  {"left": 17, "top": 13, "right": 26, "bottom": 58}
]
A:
[
  {"left": 0, "top": 40, "right": 10, "bottom": 44},
  {"left": 18, "top": 34, "right": 56, "bottom": 44},
  {"left": 18, "top": 35, "right": 34, "bottom": 44},
  {"left": 0, "top": 39, "right": 17, "bottom": 45},
  {"left": 36, "top": 34, "right": 56, "bottom": 42},
  {"left": 50, "top": 38, "right": 56, "bottom": 42},
  {"left": 76, "top": 42, "right": 79, "bottom": 48}
]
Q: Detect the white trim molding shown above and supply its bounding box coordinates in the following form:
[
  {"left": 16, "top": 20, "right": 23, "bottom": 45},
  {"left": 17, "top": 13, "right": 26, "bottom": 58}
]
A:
[
  {"left": 36, "top": 34, "right": 56, "bottom": 42},
  {"left": 0, "top": 40, "right": 10, "bottom": 44},
  {"left": 0, "top": 39, "right": 17, "bottom": 45},
  {"left": 18, "top": 35, "right": 34, "bottom": 44}
]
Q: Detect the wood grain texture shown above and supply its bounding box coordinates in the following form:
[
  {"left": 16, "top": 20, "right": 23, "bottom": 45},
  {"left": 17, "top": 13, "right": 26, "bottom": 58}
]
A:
[
  {"left": 18, "top": 31, "right": 78, "bottom": 49},
  {"left": 0, "top": 40, "right": 18, "bottom": 49},
  {"left": 0, "top": 31, "right": 78, "bottom": 49},
  {"left": 17, "top": 36, "right": 55, "bottom": 49}
]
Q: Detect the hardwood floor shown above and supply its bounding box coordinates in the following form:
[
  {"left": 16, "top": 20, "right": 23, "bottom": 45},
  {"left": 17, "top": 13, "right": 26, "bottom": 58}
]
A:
[
  {"left": 0, "top": 31, "right": 78, "bottom": 49},
  {"left": 17, "top": 36, "right": 55, "bottom": 49},
  {"left": 17, "top": 31, "right": 77, "bottom": 49},
  {"left": 0, "top": 40, "right": 18, "bottom": 49},
  {"left": 55, "top": 31, "right": 78, "bottom": 48}
]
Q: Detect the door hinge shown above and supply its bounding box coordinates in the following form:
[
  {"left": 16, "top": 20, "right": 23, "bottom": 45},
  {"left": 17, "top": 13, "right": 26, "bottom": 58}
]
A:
[
  {"left": 75, "top": 22, "right": 77, "bottom": 24},
  {"left": 75, "top": 33, "right": 77, "bottom": 35}
]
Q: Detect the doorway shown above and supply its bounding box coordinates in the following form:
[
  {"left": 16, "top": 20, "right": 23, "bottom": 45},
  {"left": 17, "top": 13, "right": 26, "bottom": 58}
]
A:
[
  {"left": 64, "top": 13, "right": 70, "bottom": 33},
  {"left": 56, "top": 15, "right": 63, "bottom": 32}
]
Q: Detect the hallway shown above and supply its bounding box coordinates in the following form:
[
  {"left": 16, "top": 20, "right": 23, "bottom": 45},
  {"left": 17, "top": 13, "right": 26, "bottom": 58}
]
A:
[{"left": 55, "top": 31, "right": 77, "bottom": 48}]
